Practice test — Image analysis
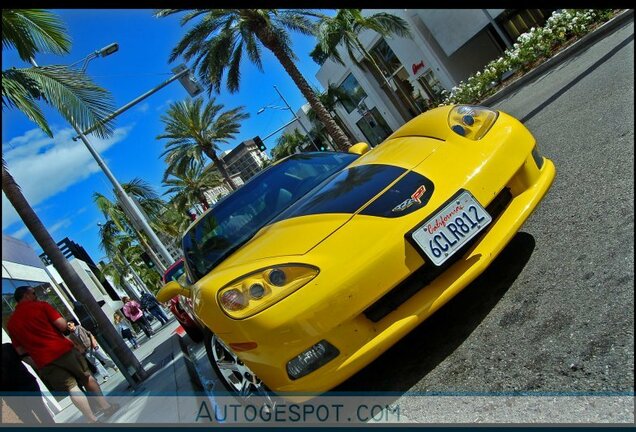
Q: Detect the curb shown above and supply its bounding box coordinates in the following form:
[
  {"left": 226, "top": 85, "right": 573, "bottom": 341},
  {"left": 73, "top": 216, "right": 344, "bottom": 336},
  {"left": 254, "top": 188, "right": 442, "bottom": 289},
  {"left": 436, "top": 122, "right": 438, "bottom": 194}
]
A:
[{"left": 482, "top": 9, "right": 634, "bottom": 106}]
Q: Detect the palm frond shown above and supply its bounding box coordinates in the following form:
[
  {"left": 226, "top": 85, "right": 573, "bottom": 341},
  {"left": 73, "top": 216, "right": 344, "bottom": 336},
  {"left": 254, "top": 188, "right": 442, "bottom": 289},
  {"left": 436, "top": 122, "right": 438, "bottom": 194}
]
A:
[
  {"left": 2, "top": 9, "right": 70, "bottom": 61},
  {"left": 2, "top": 68, "right": 51, "bottom": 136},
  {"left": 19, "top": 66, "right": 115, "bottom": 138}
]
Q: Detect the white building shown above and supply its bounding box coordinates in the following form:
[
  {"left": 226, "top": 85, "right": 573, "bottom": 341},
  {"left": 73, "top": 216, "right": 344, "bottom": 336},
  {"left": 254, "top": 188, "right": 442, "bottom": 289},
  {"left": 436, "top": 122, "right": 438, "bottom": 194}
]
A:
[{"left": 312, "top": 9, "right": 553, "bottom": 146}]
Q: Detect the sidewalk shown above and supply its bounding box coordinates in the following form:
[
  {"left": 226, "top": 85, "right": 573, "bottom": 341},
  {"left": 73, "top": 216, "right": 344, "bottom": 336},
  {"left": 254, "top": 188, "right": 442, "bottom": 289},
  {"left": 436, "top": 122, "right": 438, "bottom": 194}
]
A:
[{"left": 50, "top": 318, "right": 212, "bottom": 424}]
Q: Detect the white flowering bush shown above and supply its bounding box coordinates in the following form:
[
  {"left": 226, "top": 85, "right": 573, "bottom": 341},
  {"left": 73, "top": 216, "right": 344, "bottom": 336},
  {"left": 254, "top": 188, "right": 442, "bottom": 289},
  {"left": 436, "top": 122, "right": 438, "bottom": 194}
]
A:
[{"left": 442, "top": 9, "right": 618, "bottom": 105}]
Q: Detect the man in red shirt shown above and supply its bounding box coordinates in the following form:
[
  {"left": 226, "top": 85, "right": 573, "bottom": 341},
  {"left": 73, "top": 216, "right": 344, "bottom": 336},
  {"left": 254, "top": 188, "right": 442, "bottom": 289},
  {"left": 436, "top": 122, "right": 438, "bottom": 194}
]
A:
[{"left": 7, "top": 286, "right": 119, "bottom": 423}]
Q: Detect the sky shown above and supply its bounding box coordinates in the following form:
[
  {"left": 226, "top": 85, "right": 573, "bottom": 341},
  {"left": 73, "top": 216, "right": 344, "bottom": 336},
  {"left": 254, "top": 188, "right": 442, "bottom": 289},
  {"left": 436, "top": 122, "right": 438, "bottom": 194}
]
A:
[{"left": 2, "top": 9, "right": 331, "bottom": 264}]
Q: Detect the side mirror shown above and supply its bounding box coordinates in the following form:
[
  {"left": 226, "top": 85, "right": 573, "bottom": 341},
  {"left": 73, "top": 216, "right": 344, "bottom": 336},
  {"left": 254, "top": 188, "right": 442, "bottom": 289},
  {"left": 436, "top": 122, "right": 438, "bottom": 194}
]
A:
[
  {"left": 348, "top": 142, "right": 370, "bottom": 155},
  {"left": 156, "top": 281, "right": 191, "bottom": 303}
]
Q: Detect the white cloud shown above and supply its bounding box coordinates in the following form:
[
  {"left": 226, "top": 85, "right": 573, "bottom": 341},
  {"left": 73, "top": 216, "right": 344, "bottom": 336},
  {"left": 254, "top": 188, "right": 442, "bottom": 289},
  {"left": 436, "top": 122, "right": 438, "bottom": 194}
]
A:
[
  {"left": 8, "top": 216, "right": 70, "bottom": 242},
  {"left": 137, "top": 102, "right": 150, "bottom": 113},
  {"left": 48, "top": 218, "right": 72, "bottom": 235},
  {"left": 2, "top": 125, "right": 131, "bottom": 229},
  {"left": 79, "top": 218, "right": 102, "bottom": 233},
  {"left": 156, "top": 99, "right": 173, "bottom": 112},
  {"left": 10, "top": 225, "right": 30, "bottom": 239}
]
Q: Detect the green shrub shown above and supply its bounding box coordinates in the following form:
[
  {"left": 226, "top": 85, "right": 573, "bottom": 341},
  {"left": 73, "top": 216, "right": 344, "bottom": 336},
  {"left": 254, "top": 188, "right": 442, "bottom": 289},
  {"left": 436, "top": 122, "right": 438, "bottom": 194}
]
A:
[{"left": 442, "top": 9, "right": 618, "bottom": 105}]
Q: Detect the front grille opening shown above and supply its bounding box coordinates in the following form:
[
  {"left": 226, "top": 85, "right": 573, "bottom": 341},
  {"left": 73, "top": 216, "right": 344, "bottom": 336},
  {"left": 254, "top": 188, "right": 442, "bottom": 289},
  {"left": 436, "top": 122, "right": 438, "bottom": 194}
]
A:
[{"left": 363, "top": 188, "right": 512, "bottom": 323}]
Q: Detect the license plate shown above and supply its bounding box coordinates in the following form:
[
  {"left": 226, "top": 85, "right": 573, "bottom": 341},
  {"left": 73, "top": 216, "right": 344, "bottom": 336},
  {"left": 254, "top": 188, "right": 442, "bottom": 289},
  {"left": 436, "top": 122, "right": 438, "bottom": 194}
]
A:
[{"left": 409, "top": 190, "right": 492, "bottom": 266}]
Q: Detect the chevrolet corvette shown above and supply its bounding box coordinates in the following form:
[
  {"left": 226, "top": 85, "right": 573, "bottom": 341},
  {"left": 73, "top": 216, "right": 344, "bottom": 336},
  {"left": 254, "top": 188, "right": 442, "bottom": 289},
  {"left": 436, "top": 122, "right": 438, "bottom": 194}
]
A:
[{"left": 157, "top": 104, "right": 556, "bottom": 397}]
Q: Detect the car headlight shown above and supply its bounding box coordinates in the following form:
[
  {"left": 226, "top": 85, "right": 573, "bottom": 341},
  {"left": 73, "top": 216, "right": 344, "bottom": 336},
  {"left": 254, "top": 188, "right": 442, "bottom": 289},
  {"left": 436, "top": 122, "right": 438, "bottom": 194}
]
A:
[
  {"left": 448, "top": 105, "right": 498, "bottom": 140},
  {"left": 217, "top": 265, "right": 319, "bottom": 319}
]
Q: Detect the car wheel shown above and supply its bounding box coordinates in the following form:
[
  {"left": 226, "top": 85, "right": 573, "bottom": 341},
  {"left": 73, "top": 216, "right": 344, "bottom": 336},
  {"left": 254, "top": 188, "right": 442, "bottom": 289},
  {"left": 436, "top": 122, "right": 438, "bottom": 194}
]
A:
[{"left": 203, "top": 329, "right": 274, "bottom": 402}]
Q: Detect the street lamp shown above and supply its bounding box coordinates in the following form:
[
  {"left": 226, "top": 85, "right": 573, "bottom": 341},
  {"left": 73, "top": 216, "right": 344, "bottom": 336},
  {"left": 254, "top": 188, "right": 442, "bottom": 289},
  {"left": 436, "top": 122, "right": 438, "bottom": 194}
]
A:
[
  {"left": 68, "top": 43, "right": 120, "bottom": 71},
  {"left": 257, "top": 85, "right": 320, "bottom": 151}
]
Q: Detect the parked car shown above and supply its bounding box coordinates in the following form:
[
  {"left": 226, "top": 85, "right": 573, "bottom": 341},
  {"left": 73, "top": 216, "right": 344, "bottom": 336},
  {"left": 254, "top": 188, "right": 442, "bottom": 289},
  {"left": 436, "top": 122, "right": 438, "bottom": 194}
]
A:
[
  {"left": 157, "top": 105, "right": 556, "bottom": 398},
  {"left": 162, "top": 259, "right": 204, "bottom": 343}
]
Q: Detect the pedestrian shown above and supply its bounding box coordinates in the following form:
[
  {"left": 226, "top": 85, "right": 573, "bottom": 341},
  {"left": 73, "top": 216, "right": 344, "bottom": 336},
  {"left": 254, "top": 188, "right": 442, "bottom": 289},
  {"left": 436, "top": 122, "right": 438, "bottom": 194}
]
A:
[
  {"left": 140, "top": 292, "right": 170, "bottom": 326},
  {"left": 113, "top": 313, "right": 139, "bottom": 349},
  {"left": 66, "top": 319, "right": 118, "bottom": 383},
  {"left": 7, "top": 286, "right": 119, "bottom": 423},
  {"left": 121, "top": 296, "right": 153, "bottom": 338},
  {"left": 1, "top": 342, "right": 55, "bottom": 424}
]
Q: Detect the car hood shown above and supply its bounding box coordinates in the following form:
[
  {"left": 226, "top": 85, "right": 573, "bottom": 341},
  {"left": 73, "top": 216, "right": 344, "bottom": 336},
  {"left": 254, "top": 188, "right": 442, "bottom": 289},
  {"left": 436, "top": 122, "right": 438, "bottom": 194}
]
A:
[{"left": 213, "top": 136, "right": 444, "bottom": 270}]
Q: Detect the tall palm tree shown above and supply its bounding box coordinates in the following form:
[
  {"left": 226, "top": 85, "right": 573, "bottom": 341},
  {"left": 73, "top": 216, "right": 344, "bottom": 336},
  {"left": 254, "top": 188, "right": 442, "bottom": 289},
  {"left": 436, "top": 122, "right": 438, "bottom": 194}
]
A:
[
  {"left": 157, "top": 97, "right": 248, "bottom": 191},
  {"left": 1, "top": 9, "right": 147, "bottom": 380},
  {"left": 94, "top": 179, "right": 169, "bottom": 270},
  {"left": 153, "top": 198, "right": 193, "bottom": 240},
  {"left": 271, "top": 130, "right": 308, "bottom": 161},
  {"left": 99, "top": 225, "right": 161, "bottom": 295},
  {"left": 311, "top": 9, "right": 418, "bottom": 117},
  {"left": 155, "top": 9, "right": 353, "bottom": 151},
  {"left": 306, "top": 83, "right": 358, "bottom": 143},
  {"left": 97, "top": 222, "right": 146, "bottom": 301},
  {"left": 163, "top": 160, "right": 224, "bottom": 212}
]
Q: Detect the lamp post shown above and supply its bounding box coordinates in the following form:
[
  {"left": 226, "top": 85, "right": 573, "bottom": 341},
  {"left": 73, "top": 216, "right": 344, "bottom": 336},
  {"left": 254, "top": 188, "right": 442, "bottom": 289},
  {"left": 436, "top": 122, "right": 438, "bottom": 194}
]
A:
[
  {"left": 70, "top": 62, "right": 205, "bottom": 272},
  {"left": 257, "top": 86, "right": 320, "bottom": 151},
  {"left": 32, "top": 43, "right": 174, "bottom": 272},
  {"left": 29, "top": 47, "right": 150, "bottom": 383}
]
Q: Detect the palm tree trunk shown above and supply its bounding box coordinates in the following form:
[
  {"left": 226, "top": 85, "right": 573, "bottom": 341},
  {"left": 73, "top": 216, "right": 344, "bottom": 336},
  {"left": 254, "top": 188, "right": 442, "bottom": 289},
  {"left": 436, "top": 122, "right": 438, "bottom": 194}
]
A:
[
  {"left": 258, "top": 35, "right": 352, "bottom": 152},
  {"left": 2, "top": 162, "right": 148, "bottom": 381},
  {"left": 205, "top": 151, "right": 237, "bottom": 191},
  {"left": 197, "top": 192, "right": 209, "bottom": 210}
]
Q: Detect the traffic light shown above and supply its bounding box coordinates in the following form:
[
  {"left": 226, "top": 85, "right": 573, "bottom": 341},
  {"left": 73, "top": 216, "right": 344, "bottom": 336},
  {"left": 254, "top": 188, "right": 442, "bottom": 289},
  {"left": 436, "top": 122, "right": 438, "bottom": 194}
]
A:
[
  {"left": 253, "top": 136, "right": 266, "bottom": 152},
  {"left": 140, "top": 251, "right": 155, "bottom": 269},
  {"left": 172, "top": 64, "right": 204, "bottom": 97}
]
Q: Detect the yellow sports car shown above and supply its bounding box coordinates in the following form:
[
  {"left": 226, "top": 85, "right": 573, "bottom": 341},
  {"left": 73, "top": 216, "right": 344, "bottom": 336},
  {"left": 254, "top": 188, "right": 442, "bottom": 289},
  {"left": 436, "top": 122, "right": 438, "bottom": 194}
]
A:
[{"left": 157, "top": 105, "right": 555, "bottom": 397}]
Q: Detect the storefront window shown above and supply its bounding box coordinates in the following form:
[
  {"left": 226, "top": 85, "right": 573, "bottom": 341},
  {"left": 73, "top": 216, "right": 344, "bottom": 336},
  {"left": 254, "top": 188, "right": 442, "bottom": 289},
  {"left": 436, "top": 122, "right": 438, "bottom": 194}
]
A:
[
  {"left": 337, "top": 74, "right": 368, "bottom": 113},
  {"left": 356, "top": 107, "right": 392, "bottom": 147},
  {"left": 369, "top": 39, "right": 402, "bottom": 76},
  {"left": 417, "top": 70, "right": 446, "bottom": 105},
  {"left": 369, "top": 39, "right": 423, "bottom": 119},
  {"left": 497, "top": 9, "right": 555, "bottom": 43}
]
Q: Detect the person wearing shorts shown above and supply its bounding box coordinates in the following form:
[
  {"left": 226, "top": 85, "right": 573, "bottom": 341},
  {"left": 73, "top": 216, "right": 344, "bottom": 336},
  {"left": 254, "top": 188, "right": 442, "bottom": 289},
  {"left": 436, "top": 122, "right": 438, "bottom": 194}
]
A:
[{"left": 7, "top": 286, "right": 119, "bottom": 423}]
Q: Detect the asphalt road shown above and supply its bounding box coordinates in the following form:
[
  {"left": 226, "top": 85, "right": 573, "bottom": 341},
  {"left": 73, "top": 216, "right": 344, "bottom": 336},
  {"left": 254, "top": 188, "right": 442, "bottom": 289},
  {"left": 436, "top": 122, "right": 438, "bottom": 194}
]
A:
[{"left": 337, "top": 20, "right": 634, "bottom": 397}]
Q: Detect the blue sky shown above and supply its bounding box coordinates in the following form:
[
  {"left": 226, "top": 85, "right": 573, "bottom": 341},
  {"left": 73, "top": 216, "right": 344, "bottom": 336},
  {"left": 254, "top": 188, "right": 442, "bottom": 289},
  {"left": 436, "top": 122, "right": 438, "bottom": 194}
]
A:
[{"left": 2, "top": 9, "right": 330, "bottom": 263}]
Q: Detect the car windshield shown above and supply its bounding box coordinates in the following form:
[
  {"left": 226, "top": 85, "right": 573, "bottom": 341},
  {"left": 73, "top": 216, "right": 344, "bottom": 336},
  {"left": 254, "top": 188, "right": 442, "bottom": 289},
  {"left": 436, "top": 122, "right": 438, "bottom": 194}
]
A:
[{"left": 182, "top": 152, "right": 357, "bottom": 281}]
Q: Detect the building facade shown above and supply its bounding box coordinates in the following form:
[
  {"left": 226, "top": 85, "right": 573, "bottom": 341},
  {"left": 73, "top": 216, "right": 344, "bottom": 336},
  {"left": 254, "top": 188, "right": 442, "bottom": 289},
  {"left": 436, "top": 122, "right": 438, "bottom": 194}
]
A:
[
  {"left": 313, "top": 9, "right": 554, "bottom": 147},
  {"left": 220, "top": 138, "right": 270, "bottom": 182}
]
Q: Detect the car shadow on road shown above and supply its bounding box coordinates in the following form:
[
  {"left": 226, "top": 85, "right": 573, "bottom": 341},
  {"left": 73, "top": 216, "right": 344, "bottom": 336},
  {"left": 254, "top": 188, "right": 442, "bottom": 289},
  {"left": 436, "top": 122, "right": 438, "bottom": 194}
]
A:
[{"left": 334, "top": 231, "right": 536, "bottom": 395}]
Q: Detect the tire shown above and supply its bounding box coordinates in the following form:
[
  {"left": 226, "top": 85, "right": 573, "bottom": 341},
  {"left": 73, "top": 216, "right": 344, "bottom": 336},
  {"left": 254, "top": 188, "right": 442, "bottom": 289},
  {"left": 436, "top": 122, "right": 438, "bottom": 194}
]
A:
[
  {"left": 203, "top": 329, "right": 275, "bottom": 404},
  {"left": 182, "top": 321, "right": 204, "bottom": 343}
]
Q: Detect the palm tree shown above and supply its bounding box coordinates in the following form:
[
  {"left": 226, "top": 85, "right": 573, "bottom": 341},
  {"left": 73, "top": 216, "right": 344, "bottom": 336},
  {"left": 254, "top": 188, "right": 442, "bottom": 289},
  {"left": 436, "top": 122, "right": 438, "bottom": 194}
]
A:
[
  {"left": 94, "top": 178, "right": 169, "bottom": 270},
  {"left": 153, "top": 198, "right": 193, "bottom": 240},
  {"left": 271, "top": 130, "right": 308, "bottom": 161},
  {"left": 1, "top": 9, "right": 147, "bottom": 380},
  {"left": 306, "top": 83, "right": 358, "bottom": 143},
  {"left": 157, "top": 97, "right": 248, "bottom": 191},
  {"left": 163, "top": 160, "right": 224, "bottom": 212},
  {"left": 311, "top": 9, "right": 418, "bottom": 117},
  {"left": 155, "top": 9, "right": 353, "bottom": 151},
  {"left": 97, "top": 222, "right": 147, "bottom": 301}
]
